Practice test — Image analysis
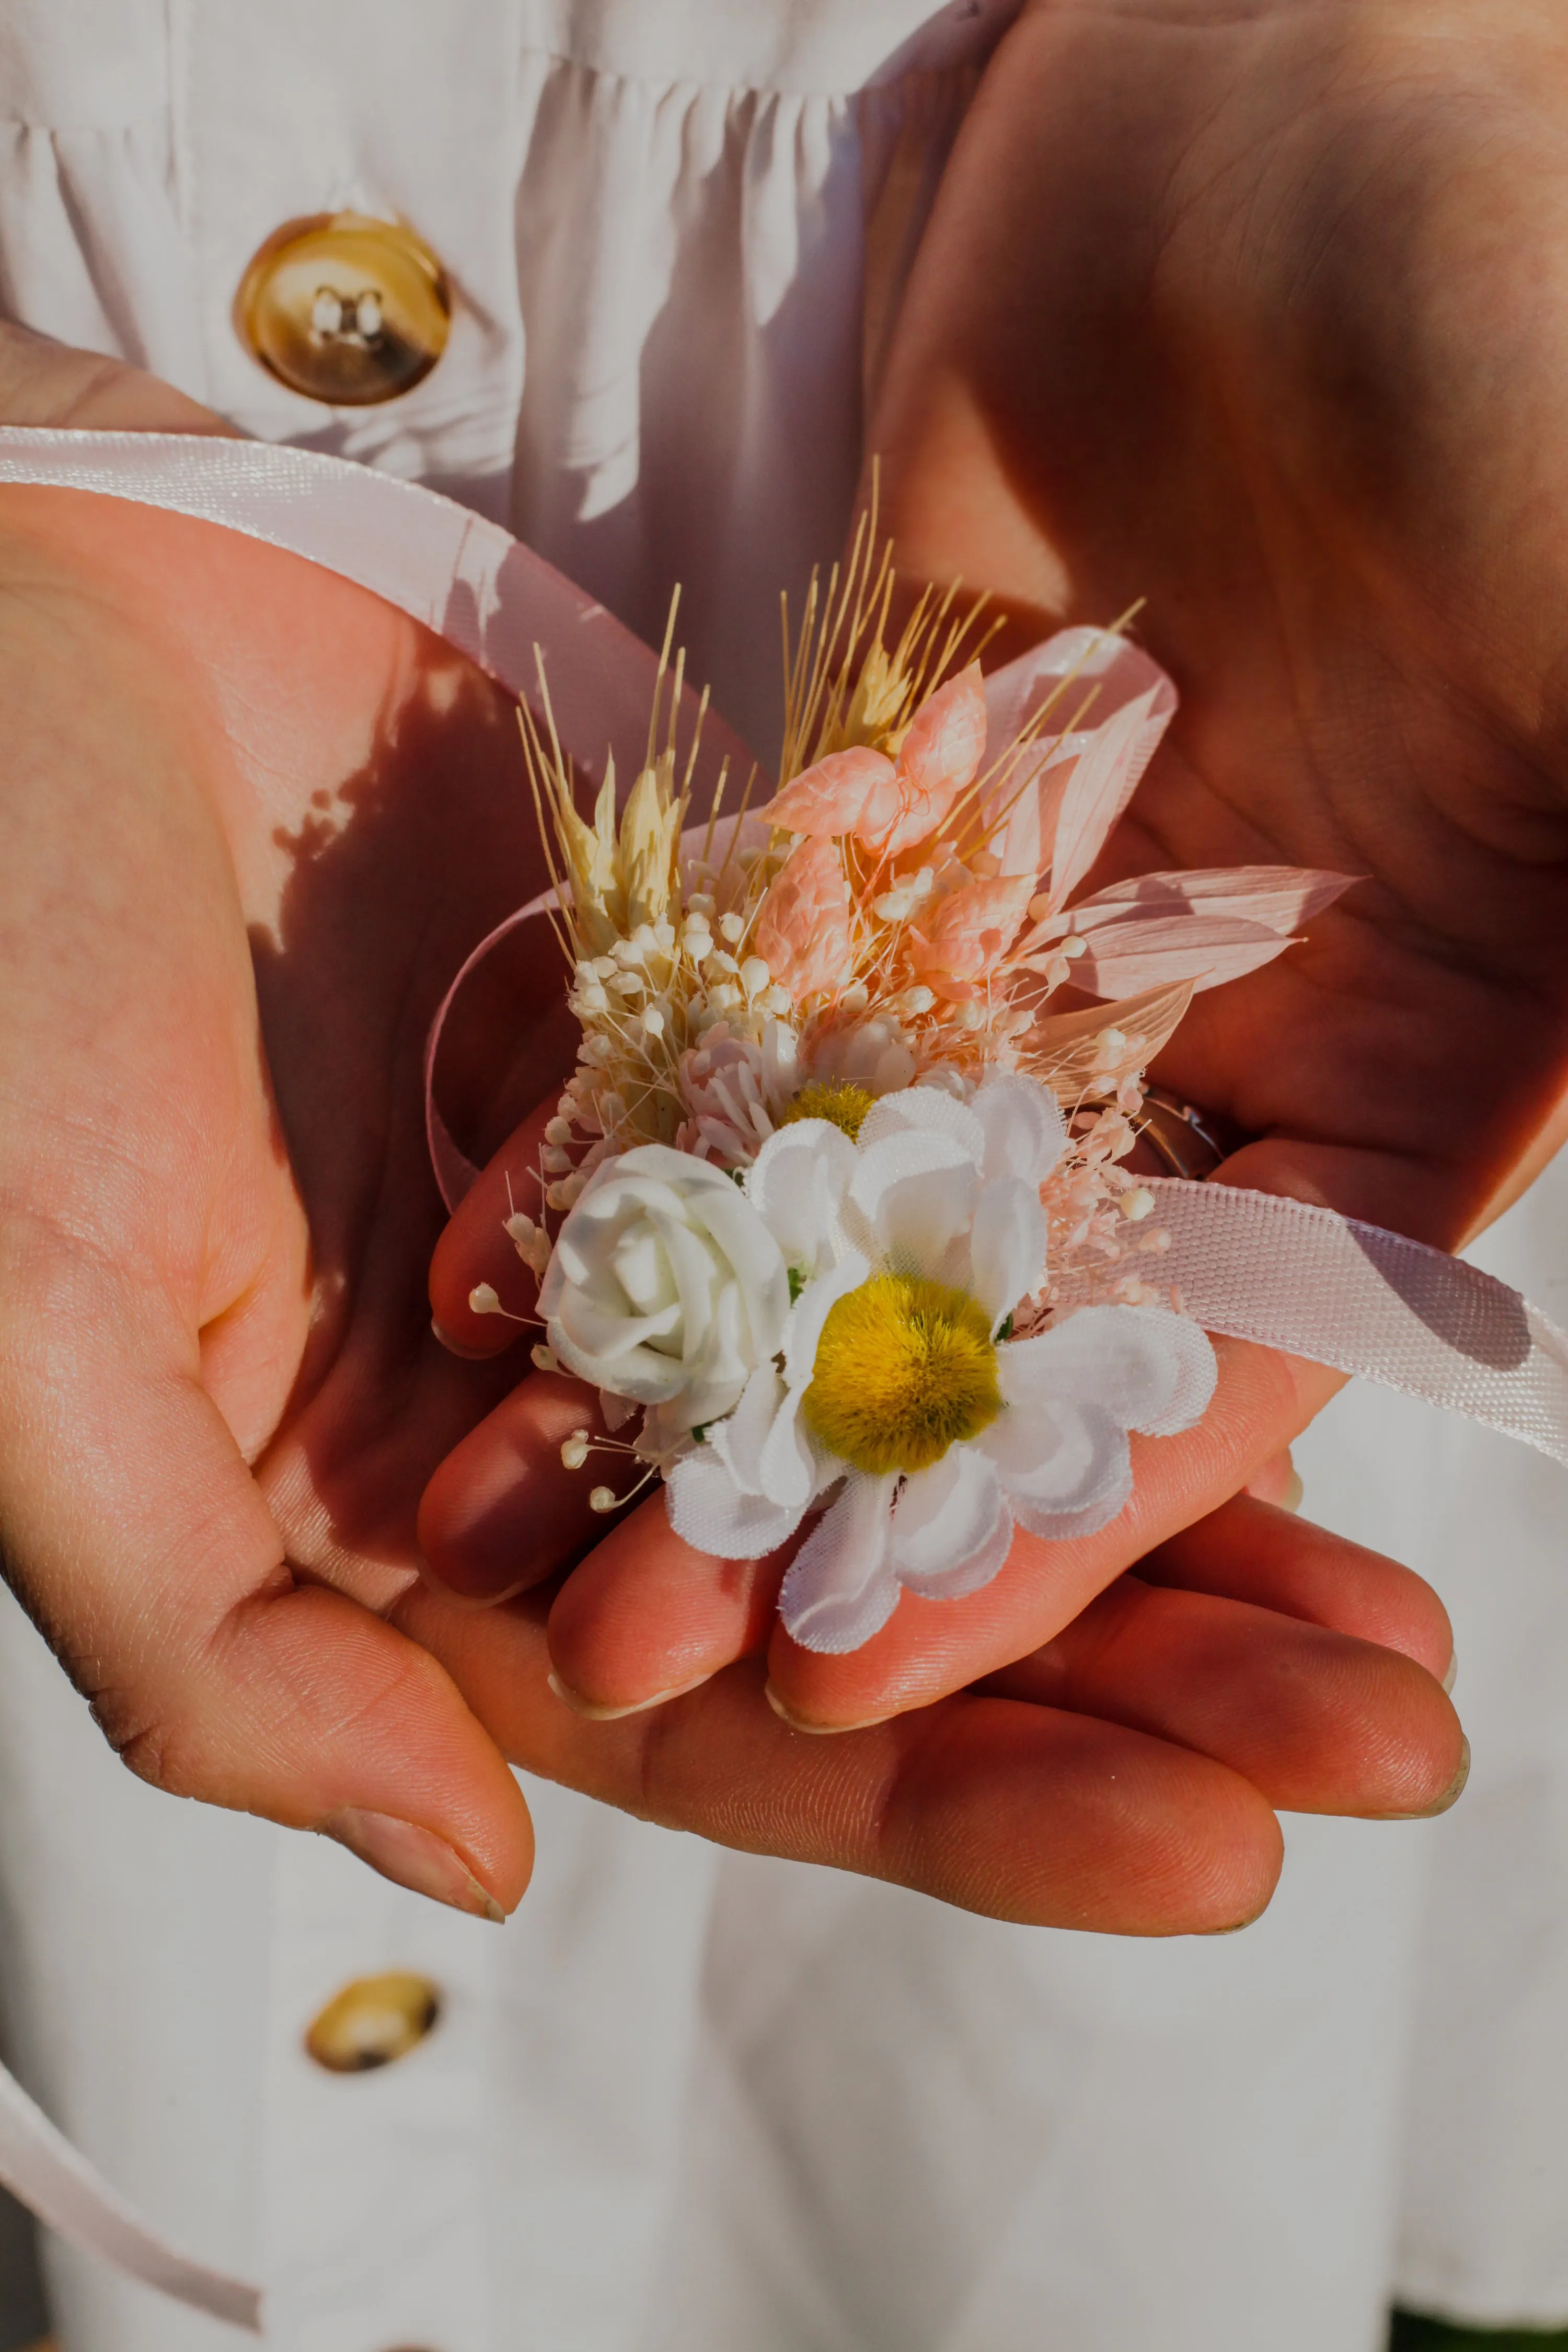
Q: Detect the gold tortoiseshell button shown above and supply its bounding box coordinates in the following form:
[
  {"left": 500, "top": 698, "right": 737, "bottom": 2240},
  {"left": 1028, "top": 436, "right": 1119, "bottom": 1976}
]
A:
[
  {"left": 304, "top": 1970, "right": 441, "bottom": 2073},
  {"left": 235, "top": 211, "right": 451, "bottom": 406}
]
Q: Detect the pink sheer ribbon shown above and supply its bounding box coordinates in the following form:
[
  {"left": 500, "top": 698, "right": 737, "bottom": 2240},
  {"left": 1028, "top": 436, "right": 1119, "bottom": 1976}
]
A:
[
  {"left": 1148, "top": 1179, "right": 1568, "bottom": 1467},
  {"left": 0, "top": 2064, "right": 259, "bottom": 2331},
  {"left": 1, "top": 424, "right": 1567, "bottom": 2323}
]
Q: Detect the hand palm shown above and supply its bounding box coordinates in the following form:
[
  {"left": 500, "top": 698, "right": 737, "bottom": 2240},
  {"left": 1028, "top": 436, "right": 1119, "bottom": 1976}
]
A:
[
  {"left": 873, "top": 0, "right": 1568, "bottom": 1246},
  {"left": 0, "top": 482, "right": 560, "bottom": 1906}
]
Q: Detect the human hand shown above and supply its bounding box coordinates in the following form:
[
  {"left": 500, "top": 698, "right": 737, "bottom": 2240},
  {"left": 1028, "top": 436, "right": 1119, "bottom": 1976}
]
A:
[
  {"left": 0, "top": 454, "right": 571, "bottom": 1916},
  {"left": 0, "top": 456, "right": 1462, "bottom": 1940},
  {"left": 417, "top": 0, "right": 1564, "bottom": 1773},
  {"left": 405, "top": 1484, "right": 1464, "bottom": 1933},
  {"left": 871, "top": 0, "right": 1568, "bottom": 1243},
  {"left": 0, "top": 388, "right": 1455, "bottom": 1953}
]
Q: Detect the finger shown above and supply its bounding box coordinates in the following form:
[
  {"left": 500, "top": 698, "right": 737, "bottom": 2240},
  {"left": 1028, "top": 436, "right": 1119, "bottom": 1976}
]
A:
[
  {"left": 981, "top": 1572, "right": 1464, "bottom": 1818},
  {"left": 417, "top": 1370, "right": 621, "bottom": 1604},
  {"left": 428, "top": 1099, "right": 559, "bottom": 1357},
  {"left": 523, "top": 1335, "right": 1330, "bottom": 1725},
  {"left": 763, "top": 1335, "right": 1338, "bottom": 1729},
  {"left": 1243, "top": 1447, "right": 1301, "bottom": 1509},
  {"left": 0, "top": 1252, "right": 534, "bottom": 1916},
  {"left": 536, "top": 1465, "right": 1451, "bottom": 1755},
  {"left": 419, "top": 1388, "right": 786, "bottom": 1685},
  {"left": 396, "top": 1580, "right": 1284, "bottom": 1935},
  {"left": 543, "top": 1501, "right": 788, "bottom": 1714},
  {"left": 1138, "top": 1492, "right": 1455, "bottom": 1679}
]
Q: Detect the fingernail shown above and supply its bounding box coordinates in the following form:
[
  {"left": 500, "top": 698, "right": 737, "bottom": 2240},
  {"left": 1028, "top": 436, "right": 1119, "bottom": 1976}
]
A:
[
  {"left": 764, "top": 1681, "right": 889, "bottom": 1736},
  {"left": 1279, "top": 1466, "right": 1304, "bottom": 1514},
  {"left": 1202, "top": 1908, "right": 1268, "bottom": 1936},
  {"left": 320, "top": 1807, "right": 508, "bottom": 1921},
  {"left": 431, "top": 1317, "right": 495, "bottom": 1362},
  {"left": 417, "top": 1554, "right": 533, "bottom": 1612},
  {"left": 1378, "top": 1734, "right": 1471, "bottom": 1821},
  {"left": 546, "top": 1667, "right": 714, "bottom": 1722},
  {"left": 1442, "top": 1649, "right": 1458, "bottom": 1694}
]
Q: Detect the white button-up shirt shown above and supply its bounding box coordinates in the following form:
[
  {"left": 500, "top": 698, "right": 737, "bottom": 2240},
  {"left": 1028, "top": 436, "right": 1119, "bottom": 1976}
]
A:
[{"left": 0, "top": 6, "right": 1565, "bottom": 2348}]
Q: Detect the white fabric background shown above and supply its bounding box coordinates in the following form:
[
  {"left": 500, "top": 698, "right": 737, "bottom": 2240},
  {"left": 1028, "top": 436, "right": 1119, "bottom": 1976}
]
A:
[{"left": 0, "top": 3, "right": 1564, "bottom": 2347}]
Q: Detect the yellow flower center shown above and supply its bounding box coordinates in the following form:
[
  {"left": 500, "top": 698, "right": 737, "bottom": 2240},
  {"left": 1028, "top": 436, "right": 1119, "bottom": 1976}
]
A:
[
  {"left": 802, "top": 1274, "right": 1001, "bottom": 1475},
  {"left": 779, "top": 1078, "right": 875, "bottom": 1141}
]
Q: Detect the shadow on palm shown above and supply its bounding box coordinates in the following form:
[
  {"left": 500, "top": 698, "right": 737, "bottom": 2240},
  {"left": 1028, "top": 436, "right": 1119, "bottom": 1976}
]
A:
[{"left": 245, "top": 669, "right": 575, "bottom": 1591}]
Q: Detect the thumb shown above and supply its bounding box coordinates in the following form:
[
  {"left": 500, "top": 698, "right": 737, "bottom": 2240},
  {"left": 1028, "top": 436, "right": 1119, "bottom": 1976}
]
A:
[{"left": 0, "top": 1247, "right": 533, "bottom": 1917}]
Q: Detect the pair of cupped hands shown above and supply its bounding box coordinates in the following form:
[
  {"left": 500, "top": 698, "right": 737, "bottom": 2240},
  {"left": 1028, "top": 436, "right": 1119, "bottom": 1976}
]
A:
[{"left": 4, "top": 0, "right": 1567, "bottom": 1934}]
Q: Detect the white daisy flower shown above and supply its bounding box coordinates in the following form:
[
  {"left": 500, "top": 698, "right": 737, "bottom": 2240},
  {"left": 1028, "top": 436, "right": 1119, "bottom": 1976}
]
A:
[{"left": 659, "top": 1072, "right": 1218, "bottom": 1652}]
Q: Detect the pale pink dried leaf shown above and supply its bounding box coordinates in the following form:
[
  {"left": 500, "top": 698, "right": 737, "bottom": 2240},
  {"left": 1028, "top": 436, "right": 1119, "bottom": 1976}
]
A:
[
  {"left": 762, "top": 745, "right": 897, "bottom": 840},
  {"left": 897, "top": 663, "right": 987, "bottom": 798},
  {"left": 754, "top": 837, "right": 854, "bottom": 1003},
  {"left": 914, "top": 874, "right": 1036, "bottom": 984},
  {"left": 982, "top": 635, "right": 1178, "bottom": 889},
  {"left": 977, "top": 734, "right": 1083, "bottom": 881},
  {"left": 879, "top": 664, "right": 989, "bottom": 855}
]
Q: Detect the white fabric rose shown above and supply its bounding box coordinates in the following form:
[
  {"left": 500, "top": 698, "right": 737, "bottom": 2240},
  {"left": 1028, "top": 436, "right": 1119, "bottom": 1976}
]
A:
[{"left": 538, "top": 1145, "right": 790, "bottom": 1435}]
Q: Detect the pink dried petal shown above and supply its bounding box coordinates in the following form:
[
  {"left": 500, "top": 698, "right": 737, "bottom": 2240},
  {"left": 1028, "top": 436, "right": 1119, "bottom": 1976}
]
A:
[
  {"left": 1065, "top": 864, "right": 1357, "bottom": 935},
  {"left": 754, "top": 838, "right": 854, "bottom": 1002},
  {"left": 1042, "top": 913, "right": 1298, "bottom": 996},
  {"left": 984, "top": 629, "right": 1174, "bottom": 765},
  {"left": 1046, "top": 684, "right": 1173, "bottom": 911},
  {"left": 976, "top": 736, "right": 1079, "bottom": 880},
  {"left": 762, "top": 746, "right": 898, "bottom": 839}
]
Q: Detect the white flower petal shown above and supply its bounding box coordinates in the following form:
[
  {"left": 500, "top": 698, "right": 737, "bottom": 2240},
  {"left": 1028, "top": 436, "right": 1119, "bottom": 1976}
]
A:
[
  {"left": 609, "top": 1219, "right": 681, "bottom": 1317},
  {"left": 848, "top": 1130, "right": 979, "bottom": 1279},
  {"left": 706, "top": 1364, "right": 822, "bottom": 1515},
  {"left": 689, "top": 1180, "right": 791, "bottom": 1354},
  {"left": 979, "top": 1394, "right": 1131, "bottom": 1520},
  {"left": 760, "top": 1019, "right": 800, "bottom": 1103},
  {"left": 1011, "top": 1480, "right": 1135, "bottom": 1544},
  {"left": 666, "top": 1445, "right": 807, "bottom": 1561},
  {"left": 758, "top": 1381, "right": 829, "bottom": 1511},
  {"left": 746, "top": 1119, "right": 857, "bottom": 1278},
  {"left": 966, "top": 1177, "right": 1047, "bottom": 1329},
  {"left": 778, "top": 1475, "right": 901, "bottom": 1653},
  {"left": 971, "top": 1071, "right": 1067, "bottom": 1185},
  {"left": 642, "top": 1208, "right": 720, "bottom": 1349},
  {"left": 999, "top": 1305, "right": 1212, "bottom": 1433},
  {"left": 709, "top": 1363, "right": 788, "bottom": 1494},
  {"left": 548, "top": 1299, "right": 685, "bottom": 1400},
  {"left": 781, "top": 1248, "right": 870, "bottom": 1389},
  {"left": 858, "top": 1084, "right": 985, "bottom": 1161},
  {"left": 1131, "top": 1310, "right": 1218, "bottom": 1436},
  {"left": 678, "top": 1281, "right": 753, "bottom": 1428},
  {"left": 890, "top": 1447, "right": 1014, "bottom": 1599}
]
